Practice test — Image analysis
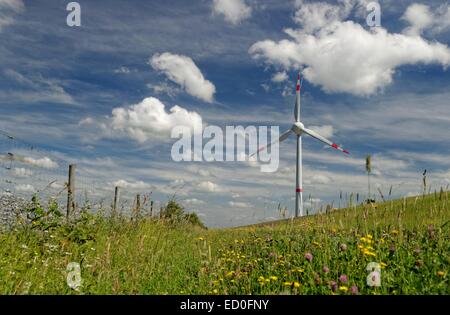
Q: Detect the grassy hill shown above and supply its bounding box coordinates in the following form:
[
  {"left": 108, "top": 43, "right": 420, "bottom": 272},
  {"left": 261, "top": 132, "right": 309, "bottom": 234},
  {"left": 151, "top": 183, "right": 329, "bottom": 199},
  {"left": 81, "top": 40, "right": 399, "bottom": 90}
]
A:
[{"left": 0, "top": 193, "right": 449, "bottom": 294}]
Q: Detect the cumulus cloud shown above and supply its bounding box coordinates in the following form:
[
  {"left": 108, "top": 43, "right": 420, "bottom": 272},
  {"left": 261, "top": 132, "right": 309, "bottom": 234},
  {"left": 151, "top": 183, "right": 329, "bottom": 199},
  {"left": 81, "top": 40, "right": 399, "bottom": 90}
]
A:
[
  {"left": 308, "top": 125, "right": 334, "bottom": 138},
  {"left": 228, "top": 201, "right": 251, "bottom": 208},
  {"left": 212, "top": 0, "right": 252, "bottom": 25},
  {"left": 23, "top": 156, "right": 58, "bottom": 169},
  {"left": 13, "top": 167, "right": 33, "bottom": 177},
  {"left": 402, "top": 3, "right": 450, "bottom": 36},
  {"left": 183, "top": 198, "right": 205, "bottom": 206},
  {"left": 196, "top": 181, "right": 221, "bottom": 193},
  {"left": 271, "top": 71, "right": 288, "bottom": 83},
  {"left": 249, "top": 1, "right": 450, "bottom": 96},
  {"left": 113, "top": 179, "right": 153, "bottom": 190},
  {"left": 150, "top": 52, "right": 216, "bottom": 103},
  {"left": 111, "top": 97, "right": 203, "bottom": 142},
  {"left": 15, "top": 184, "right": 35, "bottom": 193}
]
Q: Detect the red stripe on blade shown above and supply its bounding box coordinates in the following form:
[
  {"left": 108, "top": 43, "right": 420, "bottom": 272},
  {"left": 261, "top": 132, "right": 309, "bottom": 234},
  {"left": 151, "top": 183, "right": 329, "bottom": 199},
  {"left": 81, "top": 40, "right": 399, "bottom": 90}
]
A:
[
  {"left": 296, "top": 188, "right": 303, "bottom": 193},
  {"left": 296, "top": 85, "right": 300, "bottom": 91},
  {"left": 332, "top": 143, "right": 338, "bottom": 149}
]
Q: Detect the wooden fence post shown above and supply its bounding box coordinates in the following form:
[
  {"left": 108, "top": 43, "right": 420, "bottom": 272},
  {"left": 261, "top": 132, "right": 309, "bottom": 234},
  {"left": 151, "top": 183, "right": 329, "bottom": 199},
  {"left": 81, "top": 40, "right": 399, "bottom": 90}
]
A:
[
  {"left": 134, "top": 194, "right": 141, "bottom": 219},
  {"left": 66, "top": 164, "right": 76, "bottom": 220},
  {"left": 112, "top": 186, "right": 120, "bottom": 217}
]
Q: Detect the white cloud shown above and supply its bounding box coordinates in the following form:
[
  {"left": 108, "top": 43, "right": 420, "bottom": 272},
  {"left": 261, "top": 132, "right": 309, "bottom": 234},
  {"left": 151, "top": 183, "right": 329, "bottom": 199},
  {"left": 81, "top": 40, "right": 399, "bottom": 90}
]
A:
[
  {"left": 111, "top": 97, "right": 203, "bottom": 142},
  {"left": 15, "top": 184, "right": 35, "bottom": 193},
  {"left": 113, "top": 179, "right": 153, "bottom": 190},
  {"left": 0, "top": 0, "right": 23, "bottom": 31},
  {"left": 249, "top": 1, "right": 450, "bottom": 96},
  {"left": 196, "top": 181, "right": 221, "bottom": 193},
  {"left": 310, "top": 174, "right": 331, "bottom": 185},
  {"left": 271, "top": 71, "right": 288, "bottom": 83},
  {"left": 13, "top": 167, "right": 33, "bottom": 177},
  {"left": 146, "top": 82, "right": 181, "bottom": 98},
  {"left": 150, "top": 52, "right": 216, "bottom": 103},
  {"left": 308, "top": 125, "right": 334, "bottom": 138},
  {"left": 183, "top": 198, "right": 205, "bottom": 206},
  {"left": 113, "top": 66, "right": 133, "bottom": 74},
  {"left": 3, "top": 69, "right": 74, "bottom": 104},
  {"left": 212, "top": 0, "right": 252, "bottom": 25},
  {"left": 228, "top": 201, "right": 251, "bottom": 208},
  {"left": 402, "top": 4, "right": 450, "bottom": 36},
  {"left": 23, "top": 156, "right": 58, "bottom": 169}
]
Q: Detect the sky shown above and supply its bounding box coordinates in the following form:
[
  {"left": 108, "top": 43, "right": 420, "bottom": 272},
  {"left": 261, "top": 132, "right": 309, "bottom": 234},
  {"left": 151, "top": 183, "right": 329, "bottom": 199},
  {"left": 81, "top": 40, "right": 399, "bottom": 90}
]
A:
[{"left": 0, "top": 0, "right": 450, "bottom": 227}]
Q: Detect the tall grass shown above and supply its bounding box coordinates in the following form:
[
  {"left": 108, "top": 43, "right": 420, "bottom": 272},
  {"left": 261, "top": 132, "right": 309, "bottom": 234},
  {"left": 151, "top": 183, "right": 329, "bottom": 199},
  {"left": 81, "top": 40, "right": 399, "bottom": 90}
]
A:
[{"left": 0, "top": 193, "right": 448, "bottom": 294}]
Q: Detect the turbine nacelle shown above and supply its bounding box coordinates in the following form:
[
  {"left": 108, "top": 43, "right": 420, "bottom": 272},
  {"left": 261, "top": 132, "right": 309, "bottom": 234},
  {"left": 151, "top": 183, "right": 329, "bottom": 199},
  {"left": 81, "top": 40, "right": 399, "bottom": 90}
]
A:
[{"left": 292, "top": 122, "right": 305, "bottom": 136}]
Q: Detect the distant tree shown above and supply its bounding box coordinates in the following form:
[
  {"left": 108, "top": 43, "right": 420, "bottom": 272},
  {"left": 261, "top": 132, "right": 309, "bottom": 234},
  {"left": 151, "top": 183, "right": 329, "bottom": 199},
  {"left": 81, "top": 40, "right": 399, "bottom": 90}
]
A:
[
  {"left": 160, "top": 200, "right": 206, "bottom": 228},
  {"left": 366, "top": 155, "right": 372, "bottom": 200}
]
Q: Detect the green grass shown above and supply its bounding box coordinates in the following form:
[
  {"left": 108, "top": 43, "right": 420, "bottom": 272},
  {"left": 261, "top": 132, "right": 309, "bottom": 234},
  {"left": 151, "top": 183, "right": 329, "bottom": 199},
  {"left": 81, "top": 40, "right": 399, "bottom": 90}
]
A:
[{"left": 0, "top": 193, "right": 449, "bottom": 295}]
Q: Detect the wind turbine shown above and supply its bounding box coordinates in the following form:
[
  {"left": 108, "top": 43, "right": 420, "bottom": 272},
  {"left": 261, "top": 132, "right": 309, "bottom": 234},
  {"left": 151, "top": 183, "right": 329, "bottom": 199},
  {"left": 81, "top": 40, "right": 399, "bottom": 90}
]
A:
[{"left": 254, "top": 73, "right": 349, "bottom": 217}]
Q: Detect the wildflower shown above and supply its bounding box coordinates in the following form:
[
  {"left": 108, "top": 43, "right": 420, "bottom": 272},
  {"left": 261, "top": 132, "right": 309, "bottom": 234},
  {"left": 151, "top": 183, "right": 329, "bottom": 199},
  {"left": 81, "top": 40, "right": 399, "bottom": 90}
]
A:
[
  {"left": 392, "top": 230, "right": 399, "bottom": 236},
  {"left": 389, "top": 244, "right": 396, "bottom": 255},
  {"left": 269, "top": 276, "right": 278, "bottom": 281},
  {"left": 283, "top": 282, "right": 292, "bottom": 287},
  {"left": 196, "top": 237, "right": 205, "bottom": 241},
  {"left": 349, "top": 286, "right": 359, "bottom": 295},
  {"left": 339, "top": 274, "right": 348, "bottom": 284},
  {"left": 313, "top": 241, "right": 320, "bottom": 247},
  {"left": 380, "top": 262, "right": 387, "bottom": 269},
  {"left": 258, "top": 276, "right": 265, "bottom": 283},
  {"left": 437, "top": 271, "right": 444, "bottom": 277},
  {"left": 322, "top": 266, "right": 330, "bottom": 273},
  {"left": 367, "top": 234, "right": 373, "bottom": 239},
  {"left": 330, "top": 281, "right": 338, "bottom": 292},
  {"left": 213, "top": 289, "right": 218, "bottom": 294},
  {"left": 293, "top": 282, "right": 300, "bottom": 288},
  {"left": 304, "top": 253, "right": 313, "bottom": 262},
  {"left": 225, "top": 271, "right": 235, "bottom": 277},
  {"left": 340, "top": 243, "right": 347, "bottom": 252},
  {"left": 339, "top": 286, "right": 348, "bottom": 292}
]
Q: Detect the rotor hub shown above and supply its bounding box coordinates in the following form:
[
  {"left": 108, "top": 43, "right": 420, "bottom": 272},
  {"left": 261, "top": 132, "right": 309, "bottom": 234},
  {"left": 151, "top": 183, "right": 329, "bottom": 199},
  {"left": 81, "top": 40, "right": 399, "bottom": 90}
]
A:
[{"left": 292, "top": 121, "right": 304, "bottom": 135}]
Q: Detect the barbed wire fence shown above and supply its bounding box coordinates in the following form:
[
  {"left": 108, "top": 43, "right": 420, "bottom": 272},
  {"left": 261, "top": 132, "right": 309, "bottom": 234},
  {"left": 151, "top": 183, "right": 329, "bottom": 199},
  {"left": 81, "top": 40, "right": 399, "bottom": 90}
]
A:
[{"left": 0, "top": 129, "right": 161, "bottom": 220}]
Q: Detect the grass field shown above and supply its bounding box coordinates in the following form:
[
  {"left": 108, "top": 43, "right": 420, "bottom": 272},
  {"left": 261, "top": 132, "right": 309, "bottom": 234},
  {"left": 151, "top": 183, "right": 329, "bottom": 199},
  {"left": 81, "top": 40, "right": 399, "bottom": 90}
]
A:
[{"left": 0, "top": 193, "right": 449, "bottom": 295}]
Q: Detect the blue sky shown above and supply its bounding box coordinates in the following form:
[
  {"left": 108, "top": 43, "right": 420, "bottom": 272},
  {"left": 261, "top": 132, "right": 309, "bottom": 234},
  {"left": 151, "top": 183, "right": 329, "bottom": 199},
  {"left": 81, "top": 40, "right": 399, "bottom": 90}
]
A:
[{"left": 1, "top": 0, "right": 450, "bottom": 227}]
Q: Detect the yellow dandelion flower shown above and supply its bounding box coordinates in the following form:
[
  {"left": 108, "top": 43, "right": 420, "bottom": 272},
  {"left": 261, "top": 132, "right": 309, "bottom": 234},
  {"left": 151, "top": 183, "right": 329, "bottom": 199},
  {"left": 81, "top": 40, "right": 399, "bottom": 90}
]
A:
[
  {"left": 379, "top": 238, "right": 385, "bottom": 243},
  {"left": 230, "top": 279, "right": 236, "bottom": 283},
  {"left": 437, "top": 271, "right": 444, "bottom": 277},
  {"left": 367, "top": 234, "right": 373, "bottom": 239},
  {"left": 339, "top": 286, "right": 348, "bottom": 292},
  {"left": 380, "top": 262, "right": 387, "bottom": 268},
  {"left": 313, "top": 241, "right": 320, "bottom": 246},
  {"left": 392, "top": 230, "right": 399, "bottom": 235},
  {"left": 213, "top": 289, "right": 218, "bottom": 294},
  {"left": 358, "top": 244, "right": 364, "bottom": 249},
  {"left": 225, "top": 271, "right": 235, "bottom": 277},
  {"left": 360, "top": 237, "right": 367, "bottom": 243},
  {"left": 293, "top": 282, "right": 300, "bottom": 288},
  {"left": 196, "top": 237, "right": 205, "bottom": 241},
  {"left": 270, "top": 276, "right": 278, "bottom": 281},
  {"left": 283, "top": 282, "right": 292, "bottom": 287},
  {"left": 258, "top": 276, "right": 265, "bottom": 282},
  {"left": 265, "top": 279, "right": 270, "bottom": 283}
]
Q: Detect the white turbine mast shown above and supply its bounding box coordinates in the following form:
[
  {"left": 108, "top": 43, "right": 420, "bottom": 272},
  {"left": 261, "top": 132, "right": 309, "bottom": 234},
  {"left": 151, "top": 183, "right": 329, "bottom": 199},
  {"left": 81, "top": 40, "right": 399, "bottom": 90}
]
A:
[{"left": 254, "top": 72, "right": 349, "bottom": 218}]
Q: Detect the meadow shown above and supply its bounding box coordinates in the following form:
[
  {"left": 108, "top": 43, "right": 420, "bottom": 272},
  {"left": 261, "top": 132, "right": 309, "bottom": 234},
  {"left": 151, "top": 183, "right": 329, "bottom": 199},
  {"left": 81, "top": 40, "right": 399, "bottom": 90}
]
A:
[{"left": 0, "top": 193, "right": 449, "bottom": 295}]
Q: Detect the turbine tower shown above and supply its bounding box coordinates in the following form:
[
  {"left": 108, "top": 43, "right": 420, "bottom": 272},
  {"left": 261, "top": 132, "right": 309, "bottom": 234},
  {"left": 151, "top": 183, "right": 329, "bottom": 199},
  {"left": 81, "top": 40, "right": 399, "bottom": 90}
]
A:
[{"left": 255, "top": 73, "right": 349, "bottom": 218}]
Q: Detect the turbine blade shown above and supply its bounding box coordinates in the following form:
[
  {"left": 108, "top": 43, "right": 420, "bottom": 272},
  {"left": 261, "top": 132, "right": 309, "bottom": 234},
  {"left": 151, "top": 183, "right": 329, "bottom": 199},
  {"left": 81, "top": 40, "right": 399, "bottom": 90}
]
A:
[
  {"left": 302, "top": 127, "right": 349, "bottom": 154},
  {"left": 251, "top": 129, "right": 293, "bottom": 157}
]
